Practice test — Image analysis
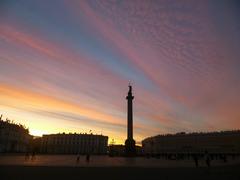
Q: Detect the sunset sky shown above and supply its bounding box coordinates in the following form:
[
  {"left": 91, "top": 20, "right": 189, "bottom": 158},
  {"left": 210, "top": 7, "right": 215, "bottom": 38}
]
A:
[{"left": 0, "top": 0, "right": 240, "bottom": 144}]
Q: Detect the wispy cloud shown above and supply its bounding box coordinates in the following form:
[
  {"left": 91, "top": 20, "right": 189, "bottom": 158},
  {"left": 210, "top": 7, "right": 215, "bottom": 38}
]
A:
[{"left": 0, "top": 0, "right": 240, "bottom": 143}]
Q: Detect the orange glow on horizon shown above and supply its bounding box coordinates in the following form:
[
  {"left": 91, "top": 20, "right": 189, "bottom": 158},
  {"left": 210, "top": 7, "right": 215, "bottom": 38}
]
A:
[{"left": 0, "top": 83, "right": 143, "bottom": 145}]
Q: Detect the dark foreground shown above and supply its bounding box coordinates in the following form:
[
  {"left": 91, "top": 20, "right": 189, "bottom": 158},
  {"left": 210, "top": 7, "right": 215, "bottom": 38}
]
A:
[{"left": 1, "top": 165, "right": 240, "bottom": 180}]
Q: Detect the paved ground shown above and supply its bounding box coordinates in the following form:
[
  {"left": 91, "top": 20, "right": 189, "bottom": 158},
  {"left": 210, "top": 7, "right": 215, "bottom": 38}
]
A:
[
  {"left": 0, "top": 154, "right": 240, "bottom": 167},
  {"left": 1, "top": 165, "right": 240, "bottom": 180},
  {"left": 1, "top": 155, "right": 240, "bottom": 180}
]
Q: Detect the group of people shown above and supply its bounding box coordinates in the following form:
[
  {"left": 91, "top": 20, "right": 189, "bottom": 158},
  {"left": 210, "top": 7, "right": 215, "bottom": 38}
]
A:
[
  {"left": 25, "top": 152, "right": 36, "bottom": 161},
  {"left": 193, "top": 152, "right": 229, "bottom": 167},
  {"left": 146, "top": 152, "right": 235, "bottom": 167},
  {"left": 192, "top": 154, "right": 211, "bottom": 167},
  {"left": 76, "top": 154, "right": 91, "bottom": 164},
  {"left": 25, "top": 152, "right": 91, "bottom": 163}
]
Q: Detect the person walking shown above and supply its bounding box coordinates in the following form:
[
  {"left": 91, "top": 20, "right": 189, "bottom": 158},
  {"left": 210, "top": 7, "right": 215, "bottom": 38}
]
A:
[
  {"left": 76, "top": 155, "right": 80, "bottom": 164},
  {"left": 86, "top": 154, "right": 90, "bottom": 163},
  {"left": 206, "top": 155, "right": 211, "bottom": 167},
  {"left": 193, "top": 154, "right": 199, "bottom": 167}
]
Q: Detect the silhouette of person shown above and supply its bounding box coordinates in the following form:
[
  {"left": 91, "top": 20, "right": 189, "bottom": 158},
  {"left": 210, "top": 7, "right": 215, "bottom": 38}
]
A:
[
  {"left": 31, "top": 151, "right": 36, "bottom": 161},
  {"left": 193, "top": 154, "right": 199, "bottom": 167},
  {"left": 223, "top": 155, "right": 227, "bottom": 163},
  {"left": 25, "top": 152, "right": 29, "bottom": 161},
  {"left": 76, "top": 155, "right": 80, "bottom": 163},
  {"left": 86, "top": 154, "right": 90, "bottom": 163},
  {"left": 206, "top": 155, "right": 211, "bottom": 167}
]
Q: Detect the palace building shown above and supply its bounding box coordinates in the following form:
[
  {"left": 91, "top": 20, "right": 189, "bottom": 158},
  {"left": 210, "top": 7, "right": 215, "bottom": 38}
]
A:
[
  {"left": 142, "top": 131, "right": 240, "bottom": 154},
  {"left": 41, "top": 133, "right": 108, "bottom": 154},
  {"left": 0, "top": 115, "right": 32, "bottom": 153}
]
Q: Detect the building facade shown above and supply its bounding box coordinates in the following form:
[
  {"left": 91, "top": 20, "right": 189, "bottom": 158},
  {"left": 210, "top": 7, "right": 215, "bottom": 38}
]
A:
[
  {"left": 0, "top": 117, "right": 32, "bottom": 153},
  {"left": 142, "top": 131, "right": 240, "bottom": 154},
  {"left": 41, "top": 133, "right": 108, "bottom": 154},
  {"left": 109, "top": 144, "right": 143, "bottom": 156}
]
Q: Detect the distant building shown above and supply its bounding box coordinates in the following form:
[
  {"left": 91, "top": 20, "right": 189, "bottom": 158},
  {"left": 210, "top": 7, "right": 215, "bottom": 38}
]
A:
[
  {"left": 142, "top": 131, "right": 240, "bottom": 154},
  {"left": 30, "top": 136, "right": 42, "bottom": 153},
  {"left": 0, "top": 116, "right": 32, "bottom": 153},
  {"left": 109, "top": 144, "right": 125, "bottom": 156},
  {"left": 109, "top": 144, "right": 143, "bottom": 156},
  {"left": 41, "top": 133, "right": 108, "bottom": 154}
]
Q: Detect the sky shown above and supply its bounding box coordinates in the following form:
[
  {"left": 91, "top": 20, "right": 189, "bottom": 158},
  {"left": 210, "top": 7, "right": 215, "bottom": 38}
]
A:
[{"left": 0, "top": 0, "right": 240, "bottom": 144}]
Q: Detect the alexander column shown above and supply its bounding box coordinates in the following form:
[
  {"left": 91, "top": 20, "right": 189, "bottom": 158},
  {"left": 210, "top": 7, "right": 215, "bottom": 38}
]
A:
[{"left": 125, "top": 84, "right": 136, "bottom": 156}]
